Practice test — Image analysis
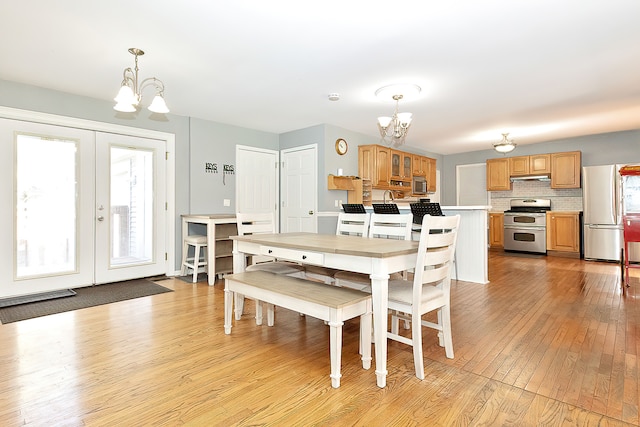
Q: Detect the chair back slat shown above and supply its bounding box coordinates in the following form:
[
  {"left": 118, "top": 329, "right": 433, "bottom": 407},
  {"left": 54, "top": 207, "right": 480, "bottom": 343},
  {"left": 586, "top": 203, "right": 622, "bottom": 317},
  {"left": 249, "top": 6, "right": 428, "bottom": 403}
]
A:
[
  {"left": 414, "top": 215, "right": 460, "bottom": 297},
  {"left": 368, "top": 213, "right": 413, "bottom": 240},
  {"left": 236, "top": 212, "right": 276, "bottom": 236},
  {"left": 236, "top": 212, "right": 277, "bottom": 264},
  {"left": 336, "top": 212, "right": 370, "bottom": 237}
]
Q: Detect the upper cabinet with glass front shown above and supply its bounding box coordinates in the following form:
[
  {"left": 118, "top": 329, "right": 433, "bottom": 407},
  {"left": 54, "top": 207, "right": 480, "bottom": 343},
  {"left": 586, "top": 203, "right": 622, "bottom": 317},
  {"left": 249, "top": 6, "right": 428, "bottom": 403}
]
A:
[
  {"left": 390, "top": 150, "right": 412, "bottom": 181},
  {"left": 358, "top": 144, "right": 436, "bottom": 193}
]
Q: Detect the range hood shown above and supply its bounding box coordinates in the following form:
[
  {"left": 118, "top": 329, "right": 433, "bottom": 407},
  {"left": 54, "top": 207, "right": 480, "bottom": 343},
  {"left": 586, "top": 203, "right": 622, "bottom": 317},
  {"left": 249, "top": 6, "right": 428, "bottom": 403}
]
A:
[{"left": 510, "top": 174, "right": 551, "bottom": 182}]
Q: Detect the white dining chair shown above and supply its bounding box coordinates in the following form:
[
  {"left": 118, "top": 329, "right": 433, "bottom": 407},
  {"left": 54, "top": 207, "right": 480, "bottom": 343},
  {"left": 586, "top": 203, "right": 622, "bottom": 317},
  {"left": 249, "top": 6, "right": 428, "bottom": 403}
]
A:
[
  {"left": 387, "top": 214, "right": 460, "bottom": 380},
  {"left": 333, "top": 212, "right": 413, "bottom": 291},
  {"left": 235, "top": 212, "right": 306, "bottom": 277},
  {"left": 305, "top": 212, "right": 371, "bottom": 284}
]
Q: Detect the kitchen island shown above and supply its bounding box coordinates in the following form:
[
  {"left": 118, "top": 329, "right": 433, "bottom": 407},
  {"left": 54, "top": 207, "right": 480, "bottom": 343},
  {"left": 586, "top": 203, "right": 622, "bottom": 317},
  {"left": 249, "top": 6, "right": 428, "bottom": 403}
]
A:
[{"left": 364, "top": 204, "right": 490, "bottom": 284}]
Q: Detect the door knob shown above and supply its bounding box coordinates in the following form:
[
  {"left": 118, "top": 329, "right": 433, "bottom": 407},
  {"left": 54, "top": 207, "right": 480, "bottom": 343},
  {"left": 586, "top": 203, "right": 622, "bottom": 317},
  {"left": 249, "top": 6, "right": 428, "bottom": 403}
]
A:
[{"left": 97, "top": 216, "right": 104, "bottom": 221}]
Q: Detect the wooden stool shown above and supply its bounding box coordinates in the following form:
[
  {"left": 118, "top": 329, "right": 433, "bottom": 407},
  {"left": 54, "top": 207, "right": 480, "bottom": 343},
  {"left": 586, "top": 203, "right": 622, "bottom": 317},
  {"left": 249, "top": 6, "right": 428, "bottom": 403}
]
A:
[{"left": 181, "top": 235, "right": 208, "bottom": 283}]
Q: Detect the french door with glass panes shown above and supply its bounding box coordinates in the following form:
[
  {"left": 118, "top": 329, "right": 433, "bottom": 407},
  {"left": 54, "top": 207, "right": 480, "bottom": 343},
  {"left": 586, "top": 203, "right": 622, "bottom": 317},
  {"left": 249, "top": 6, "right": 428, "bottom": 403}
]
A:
[{"left": 0, "top": 119, "right": 166, "bottom": 299}]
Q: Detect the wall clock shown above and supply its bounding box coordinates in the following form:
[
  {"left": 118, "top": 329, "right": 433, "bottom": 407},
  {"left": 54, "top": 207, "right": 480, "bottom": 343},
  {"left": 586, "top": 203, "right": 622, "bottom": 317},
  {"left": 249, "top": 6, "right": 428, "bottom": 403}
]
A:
[{"left": 335, "top": 138, "right": 348, "bottom": 155}]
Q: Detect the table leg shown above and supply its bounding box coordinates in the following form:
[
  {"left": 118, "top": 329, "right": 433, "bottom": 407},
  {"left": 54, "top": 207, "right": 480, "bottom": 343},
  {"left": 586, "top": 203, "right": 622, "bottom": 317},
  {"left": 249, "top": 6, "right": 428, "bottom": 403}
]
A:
[
  {"left": 206, "top": 220, "right": 215, "bottom": 286},
  {"left": 370, "top": 273, "right": 390, "bottom": 388},
  {"left": 232, "top": 242, "right": 247, "bottom": 319}
]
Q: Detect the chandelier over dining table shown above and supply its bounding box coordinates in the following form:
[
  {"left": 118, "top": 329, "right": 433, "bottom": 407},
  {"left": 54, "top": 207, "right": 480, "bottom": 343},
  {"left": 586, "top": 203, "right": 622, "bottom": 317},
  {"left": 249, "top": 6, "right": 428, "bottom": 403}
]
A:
[{"left": 375, "top": 84, "right": 421, "bottom": 147}]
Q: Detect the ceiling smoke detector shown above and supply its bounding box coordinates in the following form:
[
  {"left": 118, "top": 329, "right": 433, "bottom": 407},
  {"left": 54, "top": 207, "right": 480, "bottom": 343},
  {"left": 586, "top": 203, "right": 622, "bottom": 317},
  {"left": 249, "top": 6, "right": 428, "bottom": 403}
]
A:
[{"left": 328, "top": 93, "right": 340, "bottom": 101}]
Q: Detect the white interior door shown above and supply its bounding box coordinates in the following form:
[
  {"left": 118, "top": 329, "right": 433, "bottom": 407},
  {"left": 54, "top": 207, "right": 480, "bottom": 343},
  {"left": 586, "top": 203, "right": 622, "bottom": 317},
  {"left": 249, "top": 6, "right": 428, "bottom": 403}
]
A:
[
  {"left": 235, "top": 145, "right": 279, "bottom": 223},
  {"left": 94, "top": 133, "right": 166, "bottom": 284},
  {"left": 281, "top": 144, "right": 317, "bottom": 232}
]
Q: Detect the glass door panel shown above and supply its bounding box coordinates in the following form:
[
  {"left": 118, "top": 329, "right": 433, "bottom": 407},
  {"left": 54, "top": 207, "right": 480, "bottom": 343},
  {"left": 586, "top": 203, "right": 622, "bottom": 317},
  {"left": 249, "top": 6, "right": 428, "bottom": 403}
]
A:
[
  {"left": 110, "top": 147, "right": 154, "bottom": 267},
  {"left": 15, "top": 135, "right": 78, "bottom": 278}
]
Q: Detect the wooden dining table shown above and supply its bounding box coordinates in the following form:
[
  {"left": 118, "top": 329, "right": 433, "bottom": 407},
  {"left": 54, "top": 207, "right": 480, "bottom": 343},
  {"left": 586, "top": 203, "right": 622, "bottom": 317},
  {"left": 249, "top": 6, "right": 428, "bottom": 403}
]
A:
[{"left": 230, "top": 232, "right": 419, "bottom": 388}]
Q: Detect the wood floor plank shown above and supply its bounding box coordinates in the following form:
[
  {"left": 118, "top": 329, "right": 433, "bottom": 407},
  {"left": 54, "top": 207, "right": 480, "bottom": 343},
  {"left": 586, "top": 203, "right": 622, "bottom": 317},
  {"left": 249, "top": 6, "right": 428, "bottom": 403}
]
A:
[{"left": 1, "top": 252, "right": 639, "bottom": 426}]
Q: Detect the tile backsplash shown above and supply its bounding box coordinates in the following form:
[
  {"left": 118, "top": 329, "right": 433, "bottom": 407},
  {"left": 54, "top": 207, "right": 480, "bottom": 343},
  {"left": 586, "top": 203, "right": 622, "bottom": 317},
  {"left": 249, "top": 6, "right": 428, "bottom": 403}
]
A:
[{"left": 490, "top": 181, "right": 583, "bottom": 211}]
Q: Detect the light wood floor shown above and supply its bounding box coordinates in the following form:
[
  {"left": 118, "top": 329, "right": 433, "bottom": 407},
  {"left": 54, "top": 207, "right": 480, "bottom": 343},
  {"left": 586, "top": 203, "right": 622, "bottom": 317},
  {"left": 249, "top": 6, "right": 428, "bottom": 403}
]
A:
[{"left": 1, "top": 252, "right": 639, "bottom": 426}]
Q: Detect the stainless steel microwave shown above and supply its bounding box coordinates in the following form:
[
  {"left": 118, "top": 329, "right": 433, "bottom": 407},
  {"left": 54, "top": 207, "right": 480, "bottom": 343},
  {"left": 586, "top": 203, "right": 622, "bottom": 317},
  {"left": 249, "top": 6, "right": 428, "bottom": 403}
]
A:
[{"left": 413, "top": 176, "right": 427, "bottom": 195}]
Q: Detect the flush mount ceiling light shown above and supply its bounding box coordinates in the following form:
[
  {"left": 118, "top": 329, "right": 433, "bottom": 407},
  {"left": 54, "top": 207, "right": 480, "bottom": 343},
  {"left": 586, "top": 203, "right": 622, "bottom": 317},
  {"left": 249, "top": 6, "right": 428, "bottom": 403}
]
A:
[
  {"left": 493, "top": 133, "right": 517, "bottom": 154},
  {"left": 114, "top": 48, "right": 169, "bottom": 114},
  {"left": 375, "top": 84, "right": 421, "bottom": 147}
]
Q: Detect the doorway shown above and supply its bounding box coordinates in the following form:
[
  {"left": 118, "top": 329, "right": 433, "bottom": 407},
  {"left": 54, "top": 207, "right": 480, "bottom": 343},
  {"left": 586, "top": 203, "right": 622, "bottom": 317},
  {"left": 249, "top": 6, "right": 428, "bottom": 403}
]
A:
[{"left": 0, "top": 117, "right": 170, "bottom": 298}]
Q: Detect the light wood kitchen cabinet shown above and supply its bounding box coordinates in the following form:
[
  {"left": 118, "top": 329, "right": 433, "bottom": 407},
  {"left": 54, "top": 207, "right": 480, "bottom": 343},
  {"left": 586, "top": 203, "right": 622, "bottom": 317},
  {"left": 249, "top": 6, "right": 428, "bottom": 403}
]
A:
[
  {"left": 427, "top": 157, "right": 437, "bottom": 193},
  {"left": 530, "top": 154, "right": 551, "bottom": 174},
  {"left": 546, "top": 211, "right": 580, "bottom": 254},
  {"left": 487, "top": 150, "right": 579, "bottom": 191},
  {"left": 486, "top": 158, "right": 511, "bottom": 191},
  {"left": 390, "top": 150, "right": 412, "bottom": 181},
  {"left": 358, "top": 144, "right": 392, "bottom": 188},
  {"left": 359, "top": 144, "right": 436, "bottom": 193},
  {"left": 412, "top": 154, "right": 428, "bottom": 176},
  {"left": 489, "top": 212, "right": 504, "bottom": 248},
  {"left": 509, "top": 156, "right": 530, "bottom": 176},
  {"left": 551, "top": 151, "right": 581, "bottom": 189},
  {"left": 510, "top": 154, "right": 551, "bottom": 176}
]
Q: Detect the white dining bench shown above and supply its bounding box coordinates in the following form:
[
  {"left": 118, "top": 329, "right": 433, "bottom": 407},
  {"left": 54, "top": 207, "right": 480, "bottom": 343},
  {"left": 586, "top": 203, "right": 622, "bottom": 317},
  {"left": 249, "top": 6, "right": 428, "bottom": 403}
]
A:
[{"left": 224, "top": 270, "right": 372, "bottom": 388}]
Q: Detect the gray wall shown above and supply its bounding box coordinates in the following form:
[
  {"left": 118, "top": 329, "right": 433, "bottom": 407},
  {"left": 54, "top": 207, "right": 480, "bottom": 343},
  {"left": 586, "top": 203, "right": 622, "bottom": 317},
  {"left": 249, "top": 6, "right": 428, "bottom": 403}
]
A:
[{"left": 189, "top": 117, "right": 279, "bottom": 214}]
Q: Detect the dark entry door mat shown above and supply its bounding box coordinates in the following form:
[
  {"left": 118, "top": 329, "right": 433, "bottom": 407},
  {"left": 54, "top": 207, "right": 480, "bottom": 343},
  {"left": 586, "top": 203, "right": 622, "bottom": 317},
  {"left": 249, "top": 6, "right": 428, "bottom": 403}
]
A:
[
  {"left": 0, "top": 279, "right": 173, "bottom": 324},
  {"left": 0, "top": 289, "right": 76, "bottom": 308}
]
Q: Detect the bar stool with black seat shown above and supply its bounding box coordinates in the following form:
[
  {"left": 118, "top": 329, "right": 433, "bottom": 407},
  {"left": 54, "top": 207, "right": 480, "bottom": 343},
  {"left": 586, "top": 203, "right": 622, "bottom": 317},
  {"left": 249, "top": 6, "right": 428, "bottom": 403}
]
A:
[{"left": 180, "top": 235, "right": 208, "bottom": 283}]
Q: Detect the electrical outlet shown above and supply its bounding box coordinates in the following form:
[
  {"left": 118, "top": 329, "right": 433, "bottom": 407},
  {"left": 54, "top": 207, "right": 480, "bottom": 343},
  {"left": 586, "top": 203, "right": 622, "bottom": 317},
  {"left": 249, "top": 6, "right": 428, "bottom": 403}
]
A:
[
  {"left": 223, "top": 199, "right": 231, "bottom": 207},
  {"left": 334, "top": 200, "right": 339, "bottom": 207}
]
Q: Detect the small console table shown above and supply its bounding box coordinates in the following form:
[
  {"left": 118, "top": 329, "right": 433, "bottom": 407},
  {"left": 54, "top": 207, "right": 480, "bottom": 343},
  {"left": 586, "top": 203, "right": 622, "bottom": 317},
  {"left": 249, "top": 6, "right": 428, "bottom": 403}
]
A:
[{"left": 181, "top": 214, "right": 237, "bottom": 285}]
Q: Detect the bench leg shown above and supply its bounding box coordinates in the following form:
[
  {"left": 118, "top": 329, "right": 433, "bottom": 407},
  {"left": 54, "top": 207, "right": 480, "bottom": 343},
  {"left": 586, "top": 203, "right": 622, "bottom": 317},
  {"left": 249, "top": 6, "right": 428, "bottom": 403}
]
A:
[
  {"left": 255, "top": 300, "right": 263, "bottom": 325},
  {"left": 234, "top": 293, "right": 244, "bottom": 320},
  {"left": 360, "top": 302, "right": 372, "bottom": 370},
  {"left": 328, "top": 317, "right": 344, "bottom": 388},
  {"left": 267, "top": 303, "right": 275, "bottom": 326},
  {"left": 224, "top": 284, "right": 233, "bottom": 334}
]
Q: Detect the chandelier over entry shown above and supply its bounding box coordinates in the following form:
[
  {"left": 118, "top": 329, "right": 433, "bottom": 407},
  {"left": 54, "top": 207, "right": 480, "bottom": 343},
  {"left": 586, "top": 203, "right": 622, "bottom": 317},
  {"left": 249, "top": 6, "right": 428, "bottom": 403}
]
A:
[
  {"left": 114, "top": 48, "right": 169, "bottom": 114},
  {"left": 375, "top": 84, "right": 421, "bottom": 147}
]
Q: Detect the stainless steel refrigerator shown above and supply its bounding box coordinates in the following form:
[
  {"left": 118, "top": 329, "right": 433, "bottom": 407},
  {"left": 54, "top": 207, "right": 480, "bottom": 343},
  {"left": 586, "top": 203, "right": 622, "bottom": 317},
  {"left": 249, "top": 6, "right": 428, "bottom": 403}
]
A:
[{"left": 583, "top": 164, "right": 639, "bottom": 261}]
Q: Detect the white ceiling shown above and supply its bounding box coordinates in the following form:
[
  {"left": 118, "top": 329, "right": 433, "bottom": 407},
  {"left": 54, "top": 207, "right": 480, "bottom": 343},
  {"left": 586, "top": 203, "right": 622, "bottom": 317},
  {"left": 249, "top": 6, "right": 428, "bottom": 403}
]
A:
[{"left": 2, "top": 1, "right": 639, "bottom": 155}]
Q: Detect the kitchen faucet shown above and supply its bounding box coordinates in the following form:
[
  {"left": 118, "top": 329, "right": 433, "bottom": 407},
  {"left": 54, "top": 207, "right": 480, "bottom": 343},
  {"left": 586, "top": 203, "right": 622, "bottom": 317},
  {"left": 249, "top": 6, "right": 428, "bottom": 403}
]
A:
[{"left": 383, "top": 189, "right": 395, "bottom": 204}]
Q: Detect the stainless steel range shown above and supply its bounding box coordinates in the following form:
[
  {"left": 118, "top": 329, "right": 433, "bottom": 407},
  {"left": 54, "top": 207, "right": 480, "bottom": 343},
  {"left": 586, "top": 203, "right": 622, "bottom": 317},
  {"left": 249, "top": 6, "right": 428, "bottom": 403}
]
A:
[{"left": 503, "top": 198, "right": 551, "bottom": 254}]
